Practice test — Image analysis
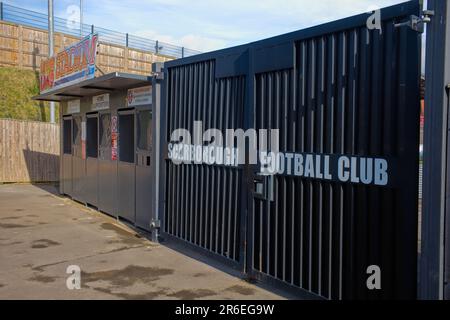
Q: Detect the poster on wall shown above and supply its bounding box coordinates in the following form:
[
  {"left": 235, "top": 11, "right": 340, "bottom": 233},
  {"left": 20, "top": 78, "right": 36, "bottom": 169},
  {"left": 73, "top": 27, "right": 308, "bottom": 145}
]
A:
[
  {"left": 127, "top": 86, "right": 152, "bottom": 107},
  {"left": 39, "top": 33, "right": 99, "bottom": 93},
  {"left": 92, "top": 94, "right": 110, "bottom": 111},
  {"left": 67, "top": 100, "right": 81, "bottom": 114},
  {"left": 111, "top": 116, "right": 118, "bottom": 161}
]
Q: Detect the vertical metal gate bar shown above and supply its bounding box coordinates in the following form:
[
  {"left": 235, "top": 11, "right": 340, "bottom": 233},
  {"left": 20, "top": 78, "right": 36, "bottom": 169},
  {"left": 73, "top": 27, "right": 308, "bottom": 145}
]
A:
[
  {"left": 226, "top": 80, "right": 233, "bottom": 258},
  {"left": 421, "top": 0, "right": 450, "bottom": 300},
  {"left": 273, "top": 71, "right": 280, "bottom": 279},
  {"left": 354, "top": 28, "right": 369, "bottom": 299},
  {"left": 174, "top": 68, "right": 181, "bottom": 238},
  {"left": 282, "top": 71, "right": 288, "bottom": 283},
  {"left": 198, "top": 63, "right": 206, "bottom": 247},
  {"left": 298, "top": 40, "right": 306, "bottom": 289},
  {"left": 290, "top": 66, "right": 297, "bottom": 286},
  {"left": 193, "top": 63, "right": 200, "bottom": 246},
  {"left": 207, "top": 77, "right": 215, "bottom": 250},
  {"left": 337, "top": 30, "right": 347, "bottom": 300},
  {"left": 188, "top": 64, "right": 194, "bottom": 244},
  {"left": 166, "top": 70, "right": 172, "bottom": 235},
  {"left": 346, "top": 28, "right": 358, "bottom": 300},
  {"left": 263, "top": 74, "right": 271, "bottom": 276},
  {"left": 381, "top": 21, "right": 395, "bottom": 297},
  {"left": 282, "top": 72, "right": 288, "bottom": 281},
  {"left": 222, "top": 79, "right": 229, "bottom": 255},
  {"left": 369, "top": 24, "right": 383, "bottom": 300},
  {"left": 233, "top": 78, "right": 242, "bottom": 261},
  {"left": 204, "top": 63, "right": 212, "bottom": 250},
  {"left": 182, "top": 66, "right": 188, "bottom": 240},
  {"left": 178, "top": 66, "right": 184, "bottom": 240},
  {"left": 168, "top": 69, "right": 174, "bottom": 235},
  {"left": 308, "top": 38, "right": 316, "bottom": 292},
  {"left": 193, "top": 63, "right": 198, "bottom": 245},
  {"left": 176, "top": 67, "right": 182, "bottom": 238},
  {"left": 325, "top": 33, "right": 336, "bottom": 299},
  {"left": 356, "top": 27, "right": 370, "bottom": 299},
  {"left": 318, "top": 37, "right": 326, "bottom": 295},
  {"left": 184, "top": 66, "right": 190, "bottom": 241},
  {"left": 221, "top": 80, "right": 229, "bottom": 256}
]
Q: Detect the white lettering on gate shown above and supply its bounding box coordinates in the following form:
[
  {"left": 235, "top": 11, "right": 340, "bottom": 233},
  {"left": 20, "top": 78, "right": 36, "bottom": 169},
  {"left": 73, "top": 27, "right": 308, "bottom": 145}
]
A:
[{"left": 167, "top": 121, "right": 391, "bottom": 187}]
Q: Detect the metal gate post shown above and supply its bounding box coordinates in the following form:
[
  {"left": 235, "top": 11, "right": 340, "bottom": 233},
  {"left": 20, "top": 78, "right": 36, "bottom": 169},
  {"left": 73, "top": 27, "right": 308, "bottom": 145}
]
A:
[
  {"left": 152, "top": 62, "right": 165, "bottom": 243},
  {"left": 242, "top": 47, "right": 255, "bottom": 274},
  {"left": 421, "top": 0, "right": 450, "bottom": 300}
]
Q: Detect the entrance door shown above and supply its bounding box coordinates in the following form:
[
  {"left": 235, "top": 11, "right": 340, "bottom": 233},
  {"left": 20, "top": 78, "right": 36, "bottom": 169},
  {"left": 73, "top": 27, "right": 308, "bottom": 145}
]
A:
[
  {"left": 72, "top": 115, "right": 85, "bottom": 202},
  {"left": 135, "top": 108, "right": 153, "bottom": 230},
  {"left": 85, "top": 113, "right": 99, "bottom": 207},
  {"left": 98, "top": 112, "right": 117, "bottom": 216},
  {"left": 62, "top": 117, "right": 73, "bottom": 196},
  {"left": 118, "top": 110, "right": 136, "bottom": 223}
]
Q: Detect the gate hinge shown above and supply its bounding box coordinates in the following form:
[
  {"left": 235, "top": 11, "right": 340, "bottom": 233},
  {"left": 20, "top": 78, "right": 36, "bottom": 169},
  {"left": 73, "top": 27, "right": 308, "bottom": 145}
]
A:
[
  {"left": 151, "top": 219, "right": 161, "bottom": 229},
  {"left": 394, "top": 10, "right": 434, "bottom": 33},
  {"left": 151, "top": 71, "right": 164, "bottom": 80}
]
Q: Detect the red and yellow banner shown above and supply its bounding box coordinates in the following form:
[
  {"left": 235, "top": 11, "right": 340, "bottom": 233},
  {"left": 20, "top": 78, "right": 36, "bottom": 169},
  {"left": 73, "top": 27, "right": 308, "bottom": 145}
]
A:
[{"left": 39, "top": 33, "right": 98, "bottom": 92}]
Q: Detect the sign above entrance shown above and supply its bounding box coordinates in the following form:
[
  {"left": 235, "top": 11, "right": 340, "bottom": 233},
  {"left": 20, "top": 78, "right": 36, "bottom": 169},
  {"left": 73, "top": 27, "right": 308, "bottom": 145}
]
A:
[
  {"left": 92, "top": 94, "right": 110, "bottom": 111},
  {"left": 127, "top": 86, "right": 152, "bottom": 107},
  {"left": 39, "top": 33, "right": 99, "bottom": 93},
  {"left": 67, "top": 100, "right": 81, "bottom": 114}
]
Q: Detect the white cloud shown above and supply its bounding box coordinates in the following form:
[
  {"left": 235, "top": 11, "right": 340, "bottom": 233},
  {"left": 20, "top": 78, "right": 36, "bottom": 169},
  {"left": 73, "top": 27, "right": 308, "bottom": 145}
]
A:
[
  {"left": 134, "top": 29, "right": 227, "bottom": 52},
  {"left": 132, "top": 0, "right": 406, "bottom": 49}
]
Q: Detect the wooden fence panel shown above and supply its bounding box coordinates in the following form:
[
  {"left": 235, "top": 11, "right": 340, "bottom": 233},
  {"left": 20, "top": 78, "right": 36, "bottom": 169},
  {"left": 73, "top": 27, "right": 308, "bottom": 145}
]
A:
[
  {"left": 0, "top": 118, "right": 59, "bottom": 183},
  {"left": 0, "top": 21, "right": 173, "bottom": 75}
]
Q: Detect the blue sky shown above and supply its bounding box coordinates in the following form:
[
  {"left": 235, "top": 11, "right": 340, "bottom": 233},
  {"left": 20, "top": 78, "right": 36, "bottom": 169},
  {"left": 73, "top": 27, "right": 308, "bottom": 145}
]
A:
[{"left": 4, "top": 0, "right": 410, "bottom": 52}]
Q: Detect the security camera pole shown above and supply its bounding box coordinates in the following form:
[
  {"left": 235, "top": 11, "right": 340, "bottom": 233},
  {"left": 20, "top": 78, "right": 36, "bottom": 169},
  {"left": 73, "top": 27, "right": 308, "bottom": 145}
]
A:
[{"left": 48, "top": 0, "right": 55, "bottom": 123}]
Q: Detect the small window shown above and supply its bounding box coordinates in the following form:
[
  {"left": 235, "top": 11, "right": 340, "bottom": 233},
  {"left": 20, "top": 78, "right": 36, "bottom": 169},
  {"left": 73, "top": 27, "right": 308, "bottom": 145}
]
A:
[
  {"left": 99, "top": 114, "right": 111, "bottom": 160},
  {"left": 63, "top": 119, "right": 72, "bottom": 155},
  {"left": 119, "top": 113, "right": 135, "bottom": 163},
  {"left": 137, "top": 110, "right": 152, "bottom": 151},
  {"left": 86, "top": 116, "right": 98, "bottom": 158}
]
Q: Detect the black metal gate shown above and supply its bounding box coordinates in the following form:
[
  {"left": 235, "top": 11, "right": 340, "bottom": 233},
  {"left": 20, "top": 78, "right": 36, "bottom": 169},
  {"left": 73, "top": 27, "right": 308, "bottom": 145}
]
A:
[
  {"left": 162, "top": 0, "right": 422, "bottom": 299},
  {"left": 163, "top": 61, "right": 246, "bottom": 267}
]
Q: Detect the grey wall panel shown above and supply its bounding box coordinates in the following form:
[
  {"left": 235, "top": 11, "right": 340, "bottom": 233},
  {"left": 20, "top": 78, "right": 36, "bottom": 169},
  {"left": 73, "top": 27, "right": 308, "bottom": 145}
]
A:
[
  {"left": 136, "top": 164, "right": 152, "bottom": 230},
  {"left": 62, "top": 154, "right": 72, "bottom": 196},
  {"left": 118, "top": 162, "right": 136, "bottom": 223},
  {"left": 72, "top": 156, "right": 85, "bottom": 202},
  {"left": 85, "top": 157, "right": 98, "bottom": 206},
  {"left": 98, "top": 159, "right": 118, "bottom": 217}
]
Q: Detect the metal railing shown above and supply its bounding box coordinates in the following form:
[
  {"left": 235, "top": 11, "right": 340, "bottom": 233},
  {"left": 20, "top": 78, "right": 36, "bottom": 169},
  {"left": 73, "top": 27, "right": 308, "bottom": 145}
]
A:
[{"left": 0, "top": 2, "right": 201, "bottom": 58}]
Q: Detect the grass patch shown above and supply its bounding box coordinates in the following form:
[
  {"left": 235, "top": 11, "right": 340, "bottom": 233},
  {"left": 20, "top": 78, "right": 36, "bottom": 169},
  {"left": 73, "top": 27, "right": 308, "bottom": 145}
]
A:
[{"left": 0, "top": 67, "right": 59, "bottom": 122}]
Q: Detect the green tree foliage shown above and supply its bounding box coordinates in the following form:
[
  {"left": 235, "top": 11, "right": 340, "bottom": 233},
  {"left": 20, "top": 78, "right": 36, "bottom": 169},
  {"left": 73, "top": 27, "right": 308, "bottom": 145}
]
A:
[{"left": 0, "top": 67, "right": 59, "bottom": 122}]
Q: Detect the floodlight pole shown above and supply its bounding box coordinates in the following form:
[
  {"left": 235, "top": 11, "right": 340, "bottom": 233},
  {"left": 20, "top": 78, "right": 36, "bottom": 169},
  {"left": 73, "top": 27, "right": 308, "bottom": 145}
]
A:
[
  {"left": 48, "top": 0, "right": 55, "bottom": 124},
  {"left": 80, "top": 0, "right": 83, "bottom": 36}
]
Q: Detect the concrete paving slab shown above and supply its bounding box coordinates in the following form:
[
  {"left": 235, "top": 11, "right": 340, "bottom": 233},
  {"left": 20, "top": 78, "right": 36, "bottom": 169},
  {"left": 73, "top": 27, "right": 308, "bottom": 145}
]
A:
[{"left": 0, "top": 184, "right": 287, "bottom": 300}]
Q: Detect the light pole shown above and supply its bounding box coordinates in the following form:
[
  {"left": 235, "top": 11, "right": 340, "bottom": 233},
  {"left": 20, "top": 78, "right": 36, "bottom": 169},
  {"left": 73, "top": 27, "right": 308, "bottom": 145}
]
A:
[
  {"left": 80, "top": 0, "right": 83, "bottom": 36},
  {"left": 48, "top": 0, "right": 55, "bottom": 124}
]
